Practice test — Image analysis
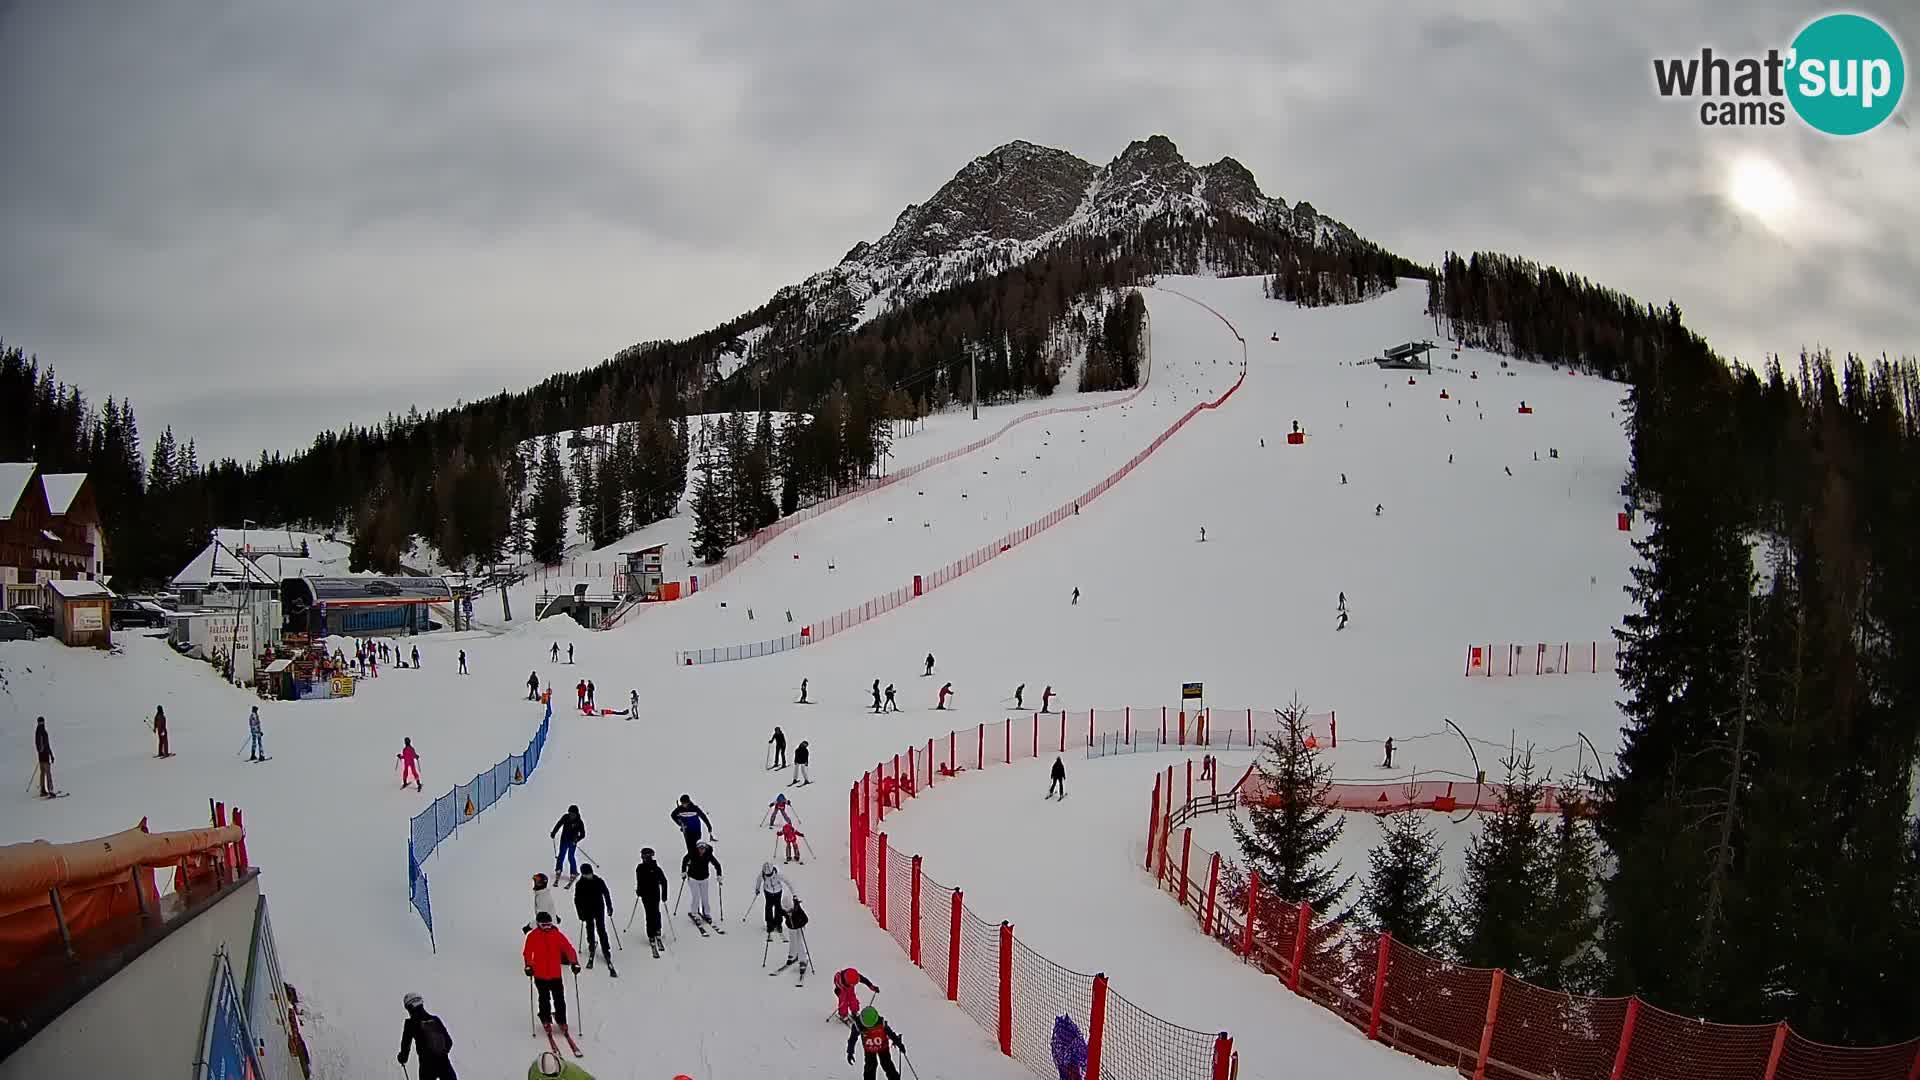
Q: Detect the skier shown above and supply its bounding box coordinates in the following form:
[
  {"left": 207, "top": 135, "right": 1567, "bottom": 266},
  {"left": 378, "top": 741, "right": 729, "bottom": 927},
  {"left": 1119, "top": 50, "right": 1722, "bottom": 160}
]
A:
[
  {"left": 1375, "top": 503, "right": 1383, "bottom": 516},
  {"left": 575, "top": 680, "right": 586, "bottom": 711},
  {"left": 791, "top": 741, "right": 812, "bottom": 786},
  {"left": 397, "top": 992, "right": 458, "bottom": 1080},
  {"left": 527, "top": 671, "right": 541, "bottom": 701},
  {"left": 1013, "top": 684, "right": 1025, "bottom": 710},
  {"left": 153, "top": 705, "right": 171, "bottom": 758},
  {"left": 754, "top": 863, "right": 788, "bottom": 938},
  {"left": 670, "top": 794, "right": 715, "bottom": 855},
  {"left": 767, "top": 792, "right": 793, "bottom": 828},
  {"left": 870, "top": 680, "right": 882, "bottom": 713},
  {"left": 1337, "top": 609, "right": 1349, "bottom": 631},
  {"left": 1381, "top": 737, "right": 1395, "bottom": 769},
  {"left": 682, "top": 841, "right": 722, "bottom": 928},
  {"left": 883, "top": 684, "right": 898, "bottom": 712},
  {"left": 634, "top": 848, "right": 669, "bottom": 956},
  {"left": 398, "top": 737, "right": 423, "bottom": 790},
  {"left": 521, "top": 911, "right": 581, "bottom": 1056},
  {"left": 458, "top": 649, "right": 467, "bottom": 675},
  {"left": 1071, "top": 586, "right": 1079, "bottom": 606},
  {"left": 411, "top": 644, "right": 420, "bottom": 669},
  {"left": 247, "top": 706, "right": 265, "bottom": 761},
  {"left": 567, "top": 643, "right": 574, "bottom": 664},
  {"left": 1048, "top": 756, "right": 1066, "bottom": 799},
  {"left": 1040, "top": 685, "right": 1054, "bottom": 713},
  {"left": 936, "top": 682, "right": 953, "bottom": 710},
  {"left": 627, "top": 689, "right": 638, "bottom": 719},
  {"left": 1337, "top": 591, "right": 1347, "bottom": 614},
  {"left": 847, "top": 1006, "right": 907, "bottom": 1080},
  {"left": 551, "top": 642, "right": 560, "bottom": 663},
  {"left": 585, "top": 680, "right": 595, "bottom": 711},
  {"left": 571, "top": 865, "right": 616, "bottom": 977},
  {"left": 528, "top": 1049, "right": 594, "bottom": 1079},
  {"left": 833, "top": 968, "right": 879, "bottom": 1026},
  {"left": 797, "top": 678, "right": 809, "bottom": 705},
  {"left": 524, "top": 872, "right": 560, "bottom": 932},
  {"left": 1052, "top": 1014, "right": 1089, "bottom": 1080},
  {"left": 1200, "top": 754, "right": 1216, "bottom": 781},
  {"left": 33, "top": 717, "right": 55, "bottom": 797},
  {"left": 1198, "top": 526, "right": 1206, "bottom": 542},
  {"left": 551, "top": 804, "right": 586, "bottom": 882},
  {"left": 769, "top": 727, "right": 787, "bottom": 770},
  {"left": 923, "top": 653, "right": 935, "bottom": 677},
  {"left": 1341, "top": 473, "right": 1347, "bottom": 485},
  {"left": 769, "top": 893, "right": 811, "bottom": 982},
  {"left": 778, "top": 821, "right": 805, "bottom": 864}
]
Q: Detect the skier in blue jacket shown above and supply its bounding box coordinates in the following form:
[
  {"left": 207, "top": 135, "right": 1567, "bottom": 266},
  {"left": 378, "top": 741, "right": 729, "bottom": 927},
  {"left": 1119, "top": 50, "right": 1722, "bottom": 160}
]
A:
[{"left": 670, "top": 794, "right": 715, "bottom": 855}]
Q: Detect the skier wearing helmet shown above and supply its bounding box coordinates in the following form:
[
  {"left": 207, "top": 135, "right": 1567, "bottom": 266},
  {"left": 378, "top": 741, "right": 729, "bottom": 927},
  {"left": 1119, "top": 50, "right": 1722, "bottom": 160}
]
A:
[
  {"left": 834, "top": 967, "right": 880, "bottom": 1025},
  {"left": 847, "top": 1006, "right": 907, "bottom": 1079},
  {"left": 753, "top": 863, "right": 789, "bottom": 939},
  {"left": 398, "top": 992, "right": 457, "bottom": 1079},
  {"left": 522, "top": 872, "right": 559, "bottom": 933}
]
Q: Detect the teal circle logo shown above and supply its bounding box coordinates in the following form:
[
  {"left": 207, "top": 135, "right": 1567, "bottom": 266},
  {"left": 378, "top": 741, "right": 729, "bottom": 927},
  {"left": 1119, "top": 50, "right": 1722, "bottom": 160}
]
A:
[{"left": 1787, "top": 13, "right": 1905, "bottom": 135}]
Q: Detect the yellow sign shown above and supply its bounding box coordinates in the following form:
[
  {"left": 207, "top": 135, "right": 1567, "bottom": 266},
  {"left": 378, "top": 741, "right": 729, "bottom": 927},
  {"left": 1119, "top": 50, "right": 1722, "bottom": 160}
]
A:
[
  {"left": 331, "top": 676, "right": 356, "bottom": 698},
  {"left": 513, "top": 768, "right": 524, "bottom": 783},
  {"left": 464, "top": 798, "right": 476, "bottom": 817}
]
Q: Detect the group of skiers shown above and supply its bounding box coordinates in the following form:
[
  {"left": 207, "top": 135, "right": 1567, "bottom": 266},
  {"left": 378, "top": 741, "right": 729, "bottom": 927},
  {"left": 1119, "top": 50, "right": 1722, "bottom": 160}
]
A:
[{"left": 765, "top": 726, "right": 810, "bottom": 785}]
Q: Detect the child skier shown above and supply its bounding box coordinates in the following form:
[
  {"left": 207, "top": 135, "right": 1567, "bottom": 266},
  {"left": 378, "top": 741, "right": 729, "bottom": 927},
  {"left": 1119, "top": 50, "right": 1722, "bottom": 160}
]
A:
[
  {"left": 847, "top": 1006, "right": 907, "bottom": 1079},
  {"left": 523, "top": 872, "right": 559, "bottom": 933},
  {"left": 923, "top": 653, "right": 935, "bottom": 677},
  {"left": 767, "top": 792, "right": 793, "bottom": 828},
  {"left": 153, "top": 706, "right": 171, "bottom": 758},
  {"left": 1014, "top": 684, "right": 1025, "bottom": 710},
  {"left": 833, "top": 968, "right": 880, "bottom": 1026},
  {"left": 521, "top": 912, "right": 581, "bottom": 1057},
  {"left": 778, "top": 821, "right": 805, "bottom": 864},
  {"left": 527, "top": 671, "right": 541, "bottom": 701},
  {"left": 398, "top": 738, "right": 422, "bottom": 790},
  {"left": 634, "top": 848, "right": 669, "bottom": 956}
]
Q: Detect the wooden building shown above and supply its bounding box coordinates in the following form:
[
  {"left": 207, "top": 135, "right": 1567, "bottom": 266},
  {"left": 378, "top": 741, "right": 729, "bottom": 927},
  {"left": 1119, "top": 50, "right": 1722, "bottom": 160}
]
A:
[
  {"left": 44, "top": 577, "right": 113, "bottom": 649},
  {"left": 0, "top": 464, "right": 107, "bottom": 611}
]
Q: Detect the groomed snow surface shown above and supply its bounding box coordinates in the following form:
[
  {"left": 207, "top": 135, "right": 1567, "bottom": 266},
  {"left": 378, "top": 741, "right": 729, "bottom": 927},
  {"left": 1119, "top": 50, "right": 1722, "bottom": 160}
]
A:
[{"left": 1, "top": 275, "right": 1634, "bottom": 1079}]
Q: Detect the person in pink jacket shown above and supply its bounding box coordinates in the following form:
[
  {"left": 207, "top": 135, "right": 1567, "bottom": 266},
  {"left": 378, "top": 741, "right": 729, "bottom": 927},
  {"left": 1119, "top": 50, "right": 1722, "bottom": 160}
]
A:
[{"left": 398, "top": 737, "right": 422, "bottom": 791}]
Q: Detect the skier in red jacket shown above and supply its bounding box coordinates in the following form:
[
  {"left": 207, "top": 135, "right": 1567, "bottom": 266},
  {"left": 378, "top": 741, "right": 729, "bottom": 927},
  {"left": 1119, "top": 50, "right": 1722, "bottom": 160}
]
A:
[
  {"left": 522, "top": 912, "right": 581, "bottom": 1052},
  {"left": 398, "top": 738, "right": 422, "bottom": 791}
]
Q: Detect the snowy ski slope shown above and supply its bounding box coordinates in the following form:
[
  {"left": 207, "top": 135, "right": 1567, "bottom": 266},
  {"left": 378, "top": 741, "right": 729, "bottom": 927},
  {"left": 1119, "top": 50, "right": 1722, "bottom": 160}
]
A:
[{"left": 0, "top": 275, "right": 1635, "bottom": 1079}]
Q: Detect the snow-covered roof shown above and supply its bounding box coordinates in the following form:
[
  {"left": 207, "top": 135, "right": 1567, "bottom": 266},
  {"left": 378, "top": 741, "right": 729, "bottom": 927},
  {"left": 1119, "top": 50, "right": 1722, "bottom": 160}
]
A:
[
  {"left": 253, "top": 554, "right": 324, "bottom": 580},
  {"left": 0, "top": 463, "right": 35, "bottom": 518},
  {"left": 44, "top": 578, "right": 112, "bottom": 600},
  {"left": 214, "top": 526, "right": 306, "bottom": 553},
  {"left": 39, "top": 473, "right": 86, "bottom": 515},
  {"left": 171, "top": 541, "right": 277, "bottom": 589}
]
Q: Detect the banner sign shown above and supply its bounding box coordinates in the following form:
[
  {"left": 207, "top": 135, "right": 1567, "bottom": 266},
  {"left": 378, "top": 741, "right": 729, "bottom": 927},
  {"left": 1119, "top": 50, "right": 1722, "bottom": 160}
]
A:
[
  {"left": 199, "top": 950, "right": 261, "bottom": 1080},
  {"left": 1181, "top": 682, "right": 1203, "bottom": 700}
]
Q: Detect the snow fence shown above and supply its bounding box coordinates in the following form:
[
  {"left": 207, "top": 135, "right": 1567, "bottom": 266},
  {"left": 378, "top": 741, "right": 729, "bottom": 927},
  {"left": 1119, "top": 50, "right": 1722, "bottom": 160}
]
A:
[
  {"left": 852, "top": 717, "right": 1238, "bottom": 1080},
  {"left": 1145, "top": 759, "right": 1920, "bottom": 1080},
  {"left": 406, "top": 701, "right": 552, "bottom": 948}
]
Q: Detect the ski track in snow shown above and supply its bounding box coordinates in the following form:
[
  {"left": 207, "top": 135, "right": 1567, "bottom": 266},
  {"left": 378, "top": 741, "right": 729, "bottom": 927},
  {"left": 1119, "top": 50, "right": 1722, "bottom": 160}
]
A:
[{"left": 1, "top": 275, "right": 1633, "bottom": 1079}]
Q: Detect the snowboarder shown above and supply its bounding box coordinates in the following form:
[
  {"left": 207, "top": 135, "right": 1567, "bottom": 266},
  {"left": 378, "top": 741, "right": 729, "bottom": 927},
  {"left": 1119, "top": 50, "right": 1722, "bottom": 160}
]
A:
[
  {"left": 682, "top": 841, "right": 722, "bottom": 925},
  {"left": 797, "top": 678, "right": 809, "bottom": 705},
  {"left": 527, "top": 671, "right": 542, "bottom": 701},
  {"left": 528, "top": 1049, "right": 593, "bottom": 1079},
  {"left": 398, "top": 737, "right": 422, "bottom": 790},
  {"left": 871, "top": 680, "right": 882, "bottom": 713},
  {"left": 769, "top": 726, "right": 788, "bottom": 769},
  {"left": 847, "top": 1007, "right": 907, "bottom": 1080},
  {"left": 1013, "top": 684, "right": 1025, "bottom": 710},
  {"left": 1052, "top": 1014, "right": 1089, "bottom": 1080},
  {"left": 1381, "top": 737, "right": 1395, "bottom": 770},
  {"left": 458, "top": 650, "right": 467, "bottom": 675},
  {"left": 770, "top": 893, "right": 811, "bottom": 981},
  {"left": 153, "top": 706, "right": 171, "bottom": 758},
  {"left": 1040, "top": 685, "right": 1054, "bottom": 713},
  {"left": 398, "top": 992, "right": 458, "bottom": 1080},
  {"left": 778, "top": 821, "right": 805, "bottom": 863},
  {"left": 923, "top": 653, "right": 935, "bottom": 677},
  {"left": 1048, "top": 756, "right": 1066, "bottom": 799},
  {"left": 521, "top": 912, "right": 580, "bottom": 1055},
  {"left": 33, "top": 717, "right": 55, "bottom": 797},
  {"left": 634, "top": 848, "right": 669, "bottom": 955},
  {"left": 936, "top": 682, "right": 953, "bottom": 710},
  {"left": 834, "top": 968, "right": 879, "bottom": 1025},
  {"left": 551, "top": 805, "right": 586, "bottom": 881},
  {"left": 1071, "top": 587, "right": 1079, "bottom": 605},
  {"left": 767, "top": 793, "right": 793, "bottom": 828},
  {"left": 572, "top": 865, "right": 616, "bottom": 976},
  {"left": 883, "top": 684, "right": 898, "bottom": 712},
  {"left": 791, "top": 741, "right": 812, "bottom": 786},
  {"left": 411, "top": 644, "right": 420, "bottom": 669},
  {"left": 627, "top": 689, "right": 638, "bottom": 719},
  {"left": 246, "top": 706, "right": 264, "bottom": 761},
  {"left": 754, "top": 863, "right": 788, "bottom": 937},
  {"left": 524, "top": 872, "right": 560, "bottom": 932},
  {"left": 551, "top": 642, "right": 559, "bottom": 663},
  {"left": 670, "top": 795, "right": 715, "bottom": 855}
]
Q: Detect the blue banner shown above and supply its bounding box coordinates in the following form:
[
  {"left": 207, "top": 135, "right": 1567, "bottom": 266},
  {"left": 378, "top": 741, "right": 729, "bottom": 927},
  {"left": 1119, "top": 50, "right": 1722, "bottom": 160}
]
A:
[{"left": 200, "top": 950, "right": 260, "bottom": 1080}]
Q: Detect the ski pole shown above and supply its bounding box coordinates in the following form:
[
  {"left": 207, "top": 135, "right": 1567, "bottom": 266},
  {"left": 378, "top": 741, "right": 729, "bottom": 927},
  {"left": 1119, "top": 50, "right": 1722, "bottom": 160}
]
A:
[
  {"left": 672, "top": 876, "right": 685, "bottom": 915},
  {"left": 717, "top": 878, "right": 724, "bottom": 921},
  {"left": 624, "top": 896, "right": 639, "bottom": 933},
  {"left": 608, "top": 913, "right": 623, "bottom": 951},
  {"left": 571, "top": 965, "right": 583, "bottom": 1029},
  {"left": 528, "top": 976, "right": 535, "bottom": 1036},
  {"left": 902, "top": 1048, "right": 922, "bottom": 1080},
  {"left": 399, "top": 1061, "right": 411, "bottom": 1079},
  {"left": 762, "top": 934, "right": 771, "bottom": 967}
]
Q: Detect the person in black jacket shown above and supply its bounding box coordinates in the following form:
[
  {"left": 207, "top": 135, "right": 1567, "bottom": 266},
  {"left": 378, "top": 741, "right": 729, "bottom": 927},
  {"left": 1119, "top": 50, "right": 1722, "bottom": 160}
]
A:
[
  {"left": 398, "top": 992, "right": 457, "bottom": 1079},
  {"left": 769, "top": 726, "right": 787, "bottom": 769},
  {"left": 571, "top": 865, "right": 616, "bottom": 977},
  {"left": 635, "top": 847, "right": 669, "bottom": 955},
  {"left": 847, "top": 1007, "right": 906, "bottom": 1079},
  {"left": 1048, "top": 757, "right": 1066, "bottom": 799},
  {"left": 551, "top": 805, "right": 585, "bottom": 882},
  {"left": 681, "top": 842, "right": 722, "bottom": 925},
  {"left": 790, "top": 740, "right": 811, "bottom": 787}
]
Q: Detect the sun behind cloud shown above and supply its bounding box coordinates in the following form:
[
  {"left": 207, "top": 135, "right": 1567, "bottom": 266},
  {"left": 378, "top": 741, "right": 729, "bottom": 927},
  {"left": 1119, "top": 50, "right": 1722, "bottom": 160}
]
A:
[{"left": 1726, "top": 152, "right": 1799, "bottom": 232}]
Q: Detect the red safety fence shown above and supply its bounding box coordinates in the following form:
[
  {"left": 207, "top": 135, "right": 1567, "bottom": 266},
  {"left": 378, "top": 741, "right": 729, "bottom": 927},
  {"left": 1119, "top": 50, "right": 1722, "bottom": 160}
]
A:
[
  {"left": 849, "top": 729, "right": 1236, "bottom": 1080},
  {"left": 678, "top": 305, "right": 1251, "bottom": 663},
  {"left": 1146, "top": 759, "right": 1920, "bottom": 1080},
  {"left": 1465, "top": 641, "right": 1619, "bottom": 677}
]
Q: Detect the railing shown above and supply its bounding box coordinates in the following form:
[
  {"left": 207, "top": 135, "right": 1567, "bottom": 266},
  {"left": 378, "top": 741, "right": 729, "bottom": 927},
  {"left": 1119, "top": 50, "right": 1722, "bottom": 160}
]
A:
[
  {"left": 405, "top": 700, "right": 552, "bottom": 949},
  {"left": 1145, "top": 760, "right": 1920, "bottom": 1080}
]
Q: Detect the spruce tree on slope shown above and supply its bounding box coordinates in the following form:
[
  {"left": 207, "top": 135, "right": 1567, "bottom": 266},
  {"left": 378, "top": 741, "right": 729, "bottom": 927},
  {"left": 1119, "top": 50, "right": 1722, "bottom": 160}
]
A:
[
  {"left": 688, "top": 452, "right": 731, "bottom": 565},
  {"left": 1535, "top": 802, "right": 1603, "bottom": 993},
  {"left": 1452, "top": 752, "right": 1551, "bottom": 975},
  {"left": 1228, "top": 698, "right": 1351, "bottom": 916},
  {"left": 1358, "top": 805, "right": 1449, "bottom": 951},
  {"left": 530, "top": 435, "right": 571, "bottom": 565}
]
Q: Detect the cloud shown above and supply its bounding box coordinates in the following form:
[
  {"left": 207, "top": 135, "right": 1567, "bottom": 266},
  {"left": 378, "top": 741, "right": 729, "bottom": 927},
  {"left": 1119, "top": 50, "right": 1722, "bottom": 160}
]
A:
[{"left": 0, "top": 0, "right": 1912, "bottom": 458}]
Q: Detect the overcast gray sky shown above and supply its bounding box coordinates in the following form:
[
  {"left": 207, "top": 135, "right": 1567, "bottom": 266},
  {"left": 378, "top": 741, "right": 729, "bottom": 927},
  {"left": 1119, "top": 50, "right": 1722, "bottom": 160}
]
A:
[{"left": 1, "top": 2, "right": 1913, "bottom": 460}]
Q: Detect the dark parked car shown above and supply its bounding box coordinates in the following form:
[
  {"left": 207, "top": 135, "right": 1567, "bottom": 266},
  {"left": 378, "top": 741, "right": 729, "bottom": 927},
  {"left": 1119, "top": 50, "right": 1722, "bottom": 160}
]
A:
[
  {"left": 9, "top": 605, "right": 54, "bottom": 638},
  {"left": 0, "top": 611, "right": 36, "bottom": 641},
  {"left": 111, "top": 597, "right": 167, "bottom": 630}
]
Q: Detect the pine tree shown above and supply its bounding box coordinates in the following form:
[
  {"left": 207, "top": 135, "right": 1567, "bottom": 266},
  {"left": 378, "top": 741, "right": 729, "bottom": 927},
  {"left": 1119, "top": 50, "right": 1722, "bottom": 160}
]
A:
[
  {"left": 1358, "top": 806, "right": 1449, "bottom": 950},
  {"left": 1229, "top": 698, "right": 1352, "bottom": 914},
  {"left": 688, "top": 450, "right": 731, "bottom": 565},
  {"left": 1534, "top": 803, "right": 1603, "bottom": 992},
  {"left": 530, "top": 435, "right": 570, "bottom": 565},
  {"left": 572, "top": 437, "right": 598, "bottom": 543},
  {"left": 1453, "top": 753, "right": 1551, "bottom": 974}
]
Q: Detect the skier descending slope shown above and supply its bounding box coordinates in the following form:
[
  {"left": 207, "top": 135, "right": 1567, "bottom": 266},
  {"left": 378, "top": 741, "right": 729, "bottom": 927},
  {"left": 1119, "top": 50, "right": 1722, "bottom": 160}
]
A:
[
  {"left": 923, "top": 653, "right": 935, "bottom": 677},
  {"left": 398, "top": 738, "right": 422, "bottom": 790},
  {"left": 833, "top": 968, "right": 880, "bottom": 1026},
  {"left": 527, "top": 671, "right": 541, "bottom": 701},
  {"left": 768, "top": 727, "right": 787, "bottom": 770},
  {"left": 521, "top": 912, "right": 582, "bottom": 1058},
  {"left": 551, "top": 805, "right": 586, "bottom": 884},
  {"left": 753, "top": 863, "right": 788, "bottom": 940},
  {"left": 936, "top": 682, "right": 953, "bottom": 710},
  {"left": 847, "top": 1006, "right": 908, "bottom": 1080},
  {"left": 883, "top": 684, "right": 898, "bottom": 712},
  {"left": 791, "top": 741, "right": 811, "bottom": 787},
  {"left": 397, "top": 992, "right": 458, "bottom": 1080},
  {"left": 633, "top": 848, "right": 669, "bottom": 957},
  {"left": 571, "top": 866, "right": 616, "bottom": 977},
  {"left": 1013, "top": 684, "right": 1025, "bottom": 710},
  {"left": 670, "top": 795, "right": 715, "bottom": 856},
  {"left": 1047, "top": 757, "right": 1067, "bottom": 800},
  {"left": 777, "top": 821, "right": 806, "bottom": 864},
  {"left": 769, "top": 894, "right": 811, "bottom": 985},
  {"left": 767, "top": 793, "right": 793, "bottom": 828},
  {"left": 247, "top": 707, "right": 265, "bottom": 762},
  {"left": 682, "top": 841, "right": 723, "bottom": 934}
]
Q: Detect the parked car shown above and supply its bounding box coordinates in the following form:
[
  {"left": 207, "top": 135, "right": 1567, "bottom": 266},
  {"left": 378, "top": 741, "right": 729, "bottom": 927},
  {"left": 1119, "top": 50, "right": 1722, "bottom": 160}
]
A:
[
  {"left": 9, "top": 605, "right": 54, "bottom": 638},
  {"left": 111, "top": 597, "right": 168, "bottom": 630},
  {"left": 0, "top": 611, "right": 36, "bottom": 641}
]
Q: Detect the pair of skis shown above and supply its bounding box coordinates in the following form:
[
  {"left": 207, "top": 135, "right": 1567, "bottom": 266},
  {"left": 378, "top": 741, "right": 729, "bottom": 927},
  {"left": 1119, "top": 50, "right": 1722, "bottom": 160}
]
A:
[
  {"left": 688, "top": 911, "right": 724, "bottom": 937},
  {"left": 528, "top": 979, "right": 583, "bottom": 1059}
]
